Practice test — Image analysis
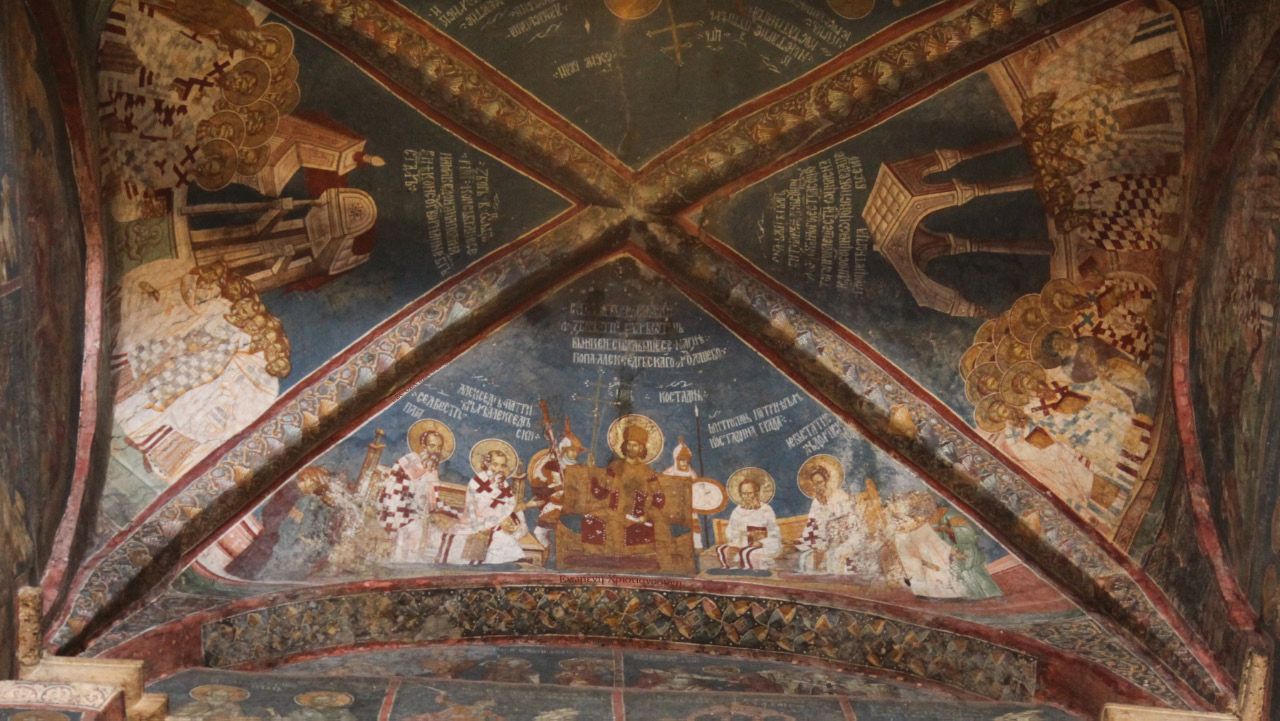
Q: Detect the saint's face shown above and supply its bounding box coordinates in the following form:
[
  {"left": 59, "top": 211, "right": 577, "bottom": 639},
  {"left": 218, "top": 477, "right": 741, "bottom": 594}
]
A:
[
  {"left": 206, "top": 690, "right": 235, "bottom": 704},
  {"left": 623, "top": 440, "right": 645, "bottom": 461},
  {"left": 565, "top": 448, "right": 580, "bottom": 462},
  {"left": 809, "top": 472, "right": 829, "bottom": 503},
  {"left": 422, "top": 433, "right": 443, "bottom": 458},
  {"left": 740, "top": 482, "right": 760, "bottom": 510},
  {"left": 487, "top": 451, "right": 509, "bottom": 475},
  {"left": 1050, "top": 333, "right": 1077, "bottom": 357},
  {"left": 677, "top": 457, "right": 691, "bottom": 472},
  {"left": 228, "top": 71, "right": 257, "bottom": 94},
  {"left": 196, "top": 155, "right": 227, "bottom": 179}
]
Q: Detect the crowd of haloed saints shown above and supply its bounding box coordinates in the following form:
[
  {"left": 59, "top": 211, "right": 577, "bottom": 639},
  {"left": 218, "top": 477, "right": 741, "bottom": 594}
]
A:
[{"left": 239, "top": 411, "right": 1000, "bottom": 601}]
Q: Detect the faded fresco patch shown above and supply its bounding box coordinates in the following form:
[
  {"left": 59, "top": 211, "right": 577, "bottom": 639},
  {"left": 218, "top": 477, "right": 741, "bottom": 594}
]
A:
[
  {"left": 0, "top": 0, "right": 86, "bottom": 680},
  {"left": 1191, "top": 72, "right": 1280, "bottom": 637},
  {"left": 403, "top": 0, "right": 950, "bottom": 167}
]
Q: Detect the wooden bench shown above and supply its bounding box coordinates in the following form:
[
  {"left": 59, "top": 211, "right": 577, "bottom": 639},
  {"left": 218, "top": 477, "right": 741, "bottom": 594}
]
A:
[{"left": 708, "top": 514, "right": 809, "bottom": 570}]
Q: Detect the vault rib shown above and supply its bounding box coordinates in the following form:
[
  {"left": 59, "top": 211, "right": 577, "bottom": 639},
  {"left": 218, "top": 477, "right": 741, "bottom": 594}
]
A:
[
  {"left": 47, "top": 207, "right": 631, "bottom": 655},
  {"left": 260, "top": 0, "right": 631, "bottom": 206},
  {"left": 632, "top": 0, "right": 1130, "bottom": 216},
  {"left": 631, "top": 218, "right": 1233, "bottom": 709}
]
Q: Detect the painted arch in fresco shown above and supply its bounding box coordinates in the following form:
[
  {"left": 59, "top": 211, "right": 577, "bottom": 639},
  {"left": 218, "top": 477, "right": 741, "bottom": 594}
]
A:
[
  {"left": 95, "top": 0, "right": 571, "bottom": 543},
  {"left": 695, "top": 1, "right": 1189, "bottom": 538},
  {"left": 0, "top": 0, "right": 86, "bottom": 680}
]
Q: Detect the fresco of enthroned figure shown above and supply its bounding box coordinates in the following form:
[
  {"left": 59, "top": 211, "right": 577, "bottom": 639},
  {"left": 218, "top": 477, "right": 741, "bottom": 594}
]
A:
[{"left": 558, "top": 415, "right": 697, "bottom": 575}]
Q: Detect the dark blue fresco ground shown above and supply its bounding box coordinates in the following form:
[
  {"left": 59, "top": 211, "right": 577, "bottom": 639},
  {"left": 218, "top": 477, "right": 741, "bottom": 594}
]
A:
[
  {"left": 401, "top": 0, "right": 949, "bottom": 167},
  {"left": 305, "top": 257, "right": 1007, "bottom": 563},
  {"left": 702, "top": 72, "right": 1052, "bottom": 415},
  {"left": 185, "top": 17, "right": 571, "bottom": 389}
]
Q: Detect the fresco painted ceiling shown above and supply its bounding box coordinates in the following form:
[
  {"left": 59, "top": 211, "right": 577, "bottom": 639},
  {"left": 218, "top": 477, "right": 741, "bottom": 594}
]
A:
[{"left": 40, "top": 0, "right": 1278, "bottom": 718}]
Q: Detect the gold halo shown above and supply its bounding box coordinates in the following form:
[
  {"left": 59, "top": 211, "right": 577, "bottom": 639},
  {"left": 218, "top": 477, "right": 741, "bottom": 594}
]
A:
[
  {"left": 528, "top": 447, "right": 558, "bottom": 489},
  {"left": 295, "top": 691, "right": 353, "bottom": 708},
  {"left": 797, "top": 454, "right": 844, "bottom": 498},
  {"left": 827, "top": 0, "right": 874, "bottom": 19},
  {"left": 190, "top": 685, "right": 250, "bottom": 702},
  {"left": 973, "top": 318, "right": 1005, "bottom": 346},
  {"left": 1031, "top": 325, "right": 1074, "bottom": 369},
  {"left": 270, "top": 55, "right": 300, "bottom": 90},
  {"left": 196, "top": 110, "right": 246, "bottom": 147},
  {"left": 999, "top": 360, "right": 1048, "bottom": 407},
  {"left": 995, "top": 333, "right": 1034, "bottom": 372},
  {"left": 253, "top": 23, "right": 296, "bottom": 68},
  {"left": 965, "top": 362, "right": 1002, "bottom": 404},
  {"left": 607, "top": 414, "right": 664, "bottom": 464},
  {"left": 220, "top": 57, "right": 271, "bottom": 106},
  {"left": 974, "top": 395, "right": 1016, "bottom": 433},
  {"left": 959, "top": 343, "right": 995, "bottom": 378},
  {"left": 1009, "top": 294, "right": 1047, "bottom": 343},
  {"left": 408, "top": 418, "right": 456, "bottom": 461},
  {"left": 727, "top": 467, "right": 776, "bottom": 505},
  {"left": 266, "top": 81, "right": 301, "bottom": 115},
  {"left": 195, "top": 139, "right": 239, "bottom": 191},
  {"left": 605, "top": 0, "right": 663, "bottom": 19},
  {"left": 1040, "top": 278, "right": 1087, "bottom": 327},
  {"left": 238, "top": 99, "right": 280, "bottom": 148},
  {"left": 235, "top": 144, "right": 271, "bottom": 176},
  {"left": 470, "top": 438, "right": 519, "bottom": 477}
]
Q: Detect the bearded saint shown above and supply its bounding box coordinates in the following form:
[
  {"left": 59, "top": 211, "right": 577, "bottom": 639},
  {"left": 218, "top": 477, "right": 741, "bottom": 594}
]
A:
[
  {"left": 377, "top": 428, "right": 457, "bottom": 563},
  {"left": 437, "top": 447, "right": 536, "bottom": 565},
  {"left": 558, "top": 422, "right": 696, "bottom": 574}
]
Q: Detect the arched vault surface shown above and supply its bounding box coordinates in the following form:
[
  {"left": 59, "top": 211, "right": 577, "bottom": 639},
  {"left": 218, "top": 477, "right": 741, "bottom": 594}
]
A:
[{"left": 50, "top": 0, "right": 1270, "bottom": 716}]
